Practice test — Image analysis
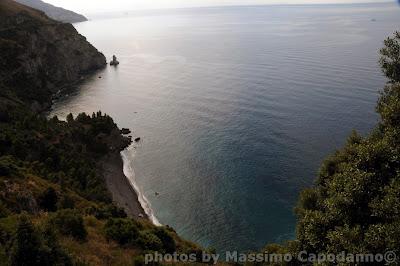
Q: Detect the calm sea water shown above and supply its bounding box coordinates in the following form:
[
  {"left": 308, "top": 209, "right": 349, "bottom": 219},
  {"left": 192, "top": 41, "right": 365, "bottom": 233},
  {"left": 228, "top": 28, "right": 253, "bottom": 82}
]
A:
[{"left": 51, "top": 3, "right": 400, "bottom": 252}]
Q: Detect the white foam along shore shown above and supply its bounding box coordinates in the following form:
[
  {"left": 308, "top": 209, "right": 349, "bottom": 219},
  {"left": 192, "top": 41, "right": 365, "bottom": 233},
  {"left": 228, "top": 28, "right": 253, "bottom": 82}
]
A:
[{"left": 121, "top": 145, "right": 162, "bottom": 226}]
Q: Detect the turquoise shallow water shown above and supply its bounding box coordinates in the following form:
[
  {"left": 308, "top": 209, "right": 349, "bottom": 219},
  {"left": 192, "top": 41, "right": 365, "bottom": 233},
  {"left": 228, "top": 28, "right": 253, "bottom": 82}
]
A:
[{"left": 51, "top": 3, "right": 400, "bottom": 252}]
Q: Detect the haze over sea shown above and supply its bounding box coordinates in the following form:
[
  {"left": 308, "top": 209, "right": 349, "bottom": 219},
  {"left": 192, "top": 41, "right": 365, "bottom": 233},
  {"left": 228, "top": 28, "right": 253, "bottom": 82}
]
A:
[{"left": 50, "top": 2, "right": 400, "bottom": 252}]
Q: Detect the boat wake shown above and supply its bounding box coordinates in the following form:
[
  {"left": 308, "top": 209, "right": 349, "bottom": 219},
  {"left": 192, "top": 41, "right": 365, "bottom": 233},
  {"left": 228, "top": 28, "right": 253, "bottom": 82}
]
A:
[{"left": 121, "top": 145, "right": 161, "bottom": 226}]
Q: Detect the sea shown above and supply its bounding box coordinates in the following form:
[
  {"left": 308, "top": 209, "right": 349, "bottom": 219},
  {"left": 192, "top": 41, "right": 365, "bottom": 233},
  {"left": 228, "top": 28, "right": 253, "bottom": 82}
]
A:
[{"left": 50, "top": 2, "right": 400, "bottom": 252}]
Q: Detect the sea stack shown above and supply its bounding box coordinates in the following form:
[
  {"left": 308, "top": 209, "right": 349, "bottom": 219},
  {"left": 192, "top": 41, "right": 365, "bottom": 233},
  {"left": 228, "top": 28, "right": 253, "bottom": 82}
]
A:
[{"left": 110, "top": 55, "right": 120, "bottom": 66}]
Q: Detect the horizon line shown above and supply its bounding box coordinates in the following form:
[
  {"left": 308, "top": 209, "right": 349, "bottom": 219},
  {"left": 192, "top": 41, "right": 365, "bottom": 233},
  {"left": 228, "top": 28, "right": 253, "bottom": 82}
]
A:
[{"left": 83, "top": 1, "right": 394, "bottom": 16}]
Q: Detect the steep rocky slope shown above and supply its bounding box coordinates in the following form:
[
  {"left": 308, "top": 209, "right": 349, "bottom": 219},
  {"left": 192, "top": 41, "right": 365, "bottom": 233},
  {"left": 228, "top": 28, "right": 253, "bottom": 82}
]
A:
[
  {"left": 0, "top": 0, "right": 204, "bottom": 264},
  {"left": 15, "top": 0, "right": 87, "bottom": 23},
  {"left": 0, "top": 0, "right": 106, "bottom": 110}
]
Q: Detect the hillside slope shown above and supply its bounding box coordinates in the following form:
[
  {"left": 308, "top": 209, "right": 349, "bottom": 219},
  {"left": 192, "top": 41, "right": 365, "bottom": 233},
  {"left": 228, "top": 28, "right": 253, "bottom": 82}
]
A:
[
  {"left": 0, "top": 0, "right": 203, "bottom": 264},
  {"left": 14, "top": 0, "right": 87, "bottom": 23},
  {"left": 0, "top": 0, "right": 106, "bottom": 111}
]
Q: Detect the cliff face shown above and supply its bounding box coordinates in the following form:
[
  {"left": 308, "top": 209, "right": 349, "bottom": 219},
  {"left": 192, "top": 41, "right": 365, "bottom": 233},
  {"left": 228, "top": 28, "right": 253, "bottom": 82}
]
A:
[
  {"left": 0, "top": 2, "right": 202, "bottom": 264},
  {"left": 15, "top": 0, "right": 87, "bottom": 23},
  {"left": 0, "top": 0, "right": 106, "bottom": 109}
]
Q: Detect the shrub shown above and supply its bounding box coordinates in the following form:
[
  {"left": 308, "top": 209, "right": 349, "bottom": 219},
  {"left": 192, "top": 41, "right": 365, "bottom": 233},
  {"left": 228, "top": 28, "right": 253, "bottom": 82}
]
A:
[
  {"left": 290, "top": 41, "right": 400, "bottom": 257},
  {"left": 380, "top": 31, "right": 400, "bottom": 83},
  {"left": 153, "top": 227, "right": 176, "bottom": 253},
  {"left": 136, "top": 231, "right": 163, "bottom": 252},
  {"left": 132, "top": 255, "right": 160, "bottom": 266},
  {"left": 57, "top": 195, "right": 75, "bottom": 210},
  {"left": 10, "top": 215, "right": 73, "bottom": 266},
  {"left": 38, "top": 187, "right": 58, "bottom": 212},
  {"left": 104, "top": 218, "right": 139, "bottom": 245},
  {"left": 0, "top": 202, "right": 11, "bottom": 218},
  {"left": 88, "top": 204, "right": 127, "bottom": 220},
  {"left": 66, "top": 113, "right": 74, "bottom": 123},
  {"left": 39, "top": 225, "right": 73, "bottom": 266},
  {"left": 132, "top": 255, "right": 146, "bottom": 266},
  {"left": 10, "top": 215, "right": 42, "bottom": 266},
  {"left": 0, "top": 156, "right": 18, "bottom": 177},
  {"left": 50, "top": 209, "right": 87, "bottom": 241}
]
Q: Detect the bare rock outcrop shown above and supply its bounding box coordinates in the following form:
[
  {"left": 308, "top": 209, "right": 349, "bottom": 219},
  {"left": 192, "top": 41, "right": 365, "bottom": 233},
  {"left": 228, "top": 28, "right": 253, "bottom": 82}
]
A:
[
  {"left": 15, "top": 0, "right": 88, "bottom": 23},
  {"left": 0, "top": 0, "right": 106, "bottom": 109}
]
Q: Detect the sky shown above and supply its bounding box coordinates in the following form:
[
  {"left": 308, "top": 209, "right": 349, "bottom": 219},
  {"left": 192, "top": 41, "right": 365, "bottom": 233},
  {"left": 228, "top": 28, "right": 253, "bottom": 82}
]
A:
[{"left": 45, "top": 0, "right": 391, "bottom": 14}]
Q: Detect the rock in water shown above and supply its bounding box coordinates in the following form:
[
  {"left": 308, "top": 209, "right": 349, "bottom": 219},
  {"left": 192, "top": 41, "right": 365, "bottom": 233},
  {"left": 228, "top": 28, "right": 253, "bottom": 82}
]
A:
[
  {"left": 120, "top": 128, "right": 131, "bottom": 135},
  {"left": 110, "top": 55, "right": 120, "bottom": 66}
]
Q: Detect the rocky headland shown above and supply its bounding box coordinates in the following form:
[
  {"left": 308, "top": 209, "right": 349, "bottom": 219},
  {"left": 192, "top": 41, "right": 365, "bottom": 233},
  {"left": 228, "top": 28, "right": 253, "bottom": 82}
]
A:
[
  {"left": 0, "top": 0, "right": 106, "bottom": 111},
  {"left": 15, "top": 0, "right": 88, "bottom": 23},
  {"left": 0, "top": 1, "right": 202, "bottom": 264},
  {"left": 0, "top": 0, "right": 148, "bottom": 223}
]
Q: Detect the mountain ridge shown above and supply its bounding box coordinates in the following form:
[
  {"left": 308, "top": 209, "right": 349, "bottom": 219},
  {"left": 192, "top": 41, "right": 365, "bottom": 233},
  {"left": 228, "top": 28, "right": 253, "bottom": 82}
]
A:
[
  {"left": 0, "top": 0, "right": 106, "bottom": 111},
  {"left": 14, "top": 0, "right": 87, "bottom": 23},
  {"left": 0, "top": 0, "right": 203, "bottom": 264}
]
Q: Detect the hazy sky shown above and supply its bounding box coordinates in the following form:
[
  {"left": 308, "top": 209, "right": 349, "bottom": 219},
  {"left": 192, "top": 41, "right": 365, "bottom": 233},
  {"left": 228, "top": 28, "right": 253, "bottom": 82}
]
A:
[{"left": 45, "top": 0, "right": 391, "bottom": 13}]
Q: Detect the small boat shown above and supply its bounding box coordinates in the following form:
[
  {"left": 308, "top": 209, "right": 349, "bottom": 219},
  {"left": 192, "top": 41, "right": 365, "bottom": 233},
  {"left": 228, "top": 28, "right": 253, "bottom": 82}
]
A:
[
  {"left": 110, "top": 55, "right": 119, "bottom": 66},
  {"left": 155, "top": 192, "right": 160, "bottom": 196}
]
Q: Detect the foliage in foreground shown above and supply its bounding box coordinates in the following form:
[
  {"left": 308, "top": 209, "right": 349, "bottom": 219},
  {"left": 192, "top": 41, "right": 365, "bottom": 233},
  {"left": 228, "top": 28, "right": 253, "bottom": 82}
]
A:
[
  {"left": 0, "top": 98, "right": 200, "bottom": 264},
  {"left": 0, "top": 1, "right": 202, "bottom": 264},
  {"left": 251, "top": 31, "right": 400, "bottom": 266}
]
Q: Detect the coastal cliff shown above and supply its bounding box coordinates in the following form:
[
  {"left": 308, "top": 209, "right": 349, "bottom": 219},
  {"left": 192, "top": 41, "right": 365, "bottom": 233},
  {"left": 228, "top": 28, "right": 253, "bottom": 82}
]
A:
[
  {"left": 0, "top": 0, "right": 201, "bottom": 264},
  {"left": 15, "top": 0, "right": 88, "bottom": 23},
  {"left": 0, "top": 0, "right": 105, "bottom": 110}
]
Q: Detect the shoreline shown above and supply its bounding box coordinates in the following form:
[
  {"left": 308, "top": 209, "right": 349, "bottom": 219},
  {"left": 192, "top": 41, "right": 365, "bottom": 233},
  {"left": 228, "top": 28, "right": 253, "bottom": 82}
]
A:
[
  {"left": 101, "top": 150, "right": 149, "bottom": 220},
  {"left": 121, "top": 146, "right": 162, "bottom": 226}
]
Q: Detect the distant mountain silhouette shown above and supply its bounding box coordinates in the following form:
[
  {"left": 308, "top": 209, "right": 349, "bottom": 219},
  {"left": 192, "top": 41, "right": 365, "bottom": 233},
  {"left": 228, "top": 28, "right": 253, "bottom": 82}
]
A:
[{"left": 15, "top": 0, "right": 87, "bottom": 23}]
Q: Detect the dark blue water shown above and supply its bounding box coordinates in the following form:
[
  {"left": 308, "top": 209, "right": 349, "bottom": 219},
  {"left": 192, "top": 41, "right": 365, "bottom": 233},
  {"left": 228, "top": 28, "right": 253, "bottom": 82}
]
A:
[{"left": 51, "top": 3, "right": 400, "bottom": 252}]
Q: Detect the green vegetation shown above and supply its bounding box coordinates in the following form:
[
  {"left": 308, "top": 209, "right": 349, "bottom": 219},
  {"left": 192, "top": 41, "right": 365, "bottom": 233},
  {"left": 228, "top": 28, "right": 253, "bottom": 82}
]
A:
[
  {"left": 9, "top": 215, "right": 73, "bottom": 266},
  {"left": 380, "top": 31, "right": 400, "bottom": 83},
  {"left": 2, "top": 0, "right": 399, "bottom": 262},
  {"left": 38, "top": 187, "right": 58, "bottom": 212},
  {"left": 104, "top": 218, "right": 140, "bottom": 245},
  {"left": 0, "top": 0, "right": 202, "bottom": 264},
  {"left": 0, "top": 101, "right": 202, "bottom": 264},
  {"left": 0, "top": 92, "right": 201, "bottom": 264},
  {"left": 0, "top": 1, "right": 202, "bottom": 263},
  {"left": 252, "top": 31, "right": 400, "bottom": 265},
  {"left": 50, "top": 209, "right": 88, "bottom": 241}
]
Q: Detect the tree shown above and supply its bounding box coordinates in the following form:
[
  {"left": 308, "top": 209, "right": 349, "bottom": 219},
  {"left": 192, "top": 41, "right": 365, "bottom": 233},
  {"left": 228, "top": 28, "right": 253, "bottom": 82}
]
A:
[
  {"left": 153, "top": 227, "right": 176, "bottom": 253},
  {"left": 89, "top": 203, "right": 127, "bottom": 220},
  {"left": 377, "top": 83, "right": 400, "bottom": 128},
  {"left": 104, "top": 218, "right": 139, "bottom": 245},
  {"left": 255, "top": 32, "right": 400, "bottom": 265},
  {"left": 38, "top": 187, "right": 58, "bottom": 212},
  {"left": 50, "top": 209, "right": 87, "bottom": 241},
  {"left": 39, "top": 226, "right": 73, "bottom": 266},
  {"left": 57, "top": 194, "right": 75, "bottom": 209},
  {"left": 136, "top": 231, "right": 163, "bottom": 252},
  {"left": 289, "top": 33, "right": 400, "bottom": 261},
  {"left": 10, "top": 216, "right": 41, "bottom": 266},
  {"left": 66, "top": 113, "right": 74, "bottom": 123},
  {"left": 9, "top": 215, "right": 73, "bottom": 266},
  {"left": 380, "top": 31, "right": 400, "bottom": 83}
]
